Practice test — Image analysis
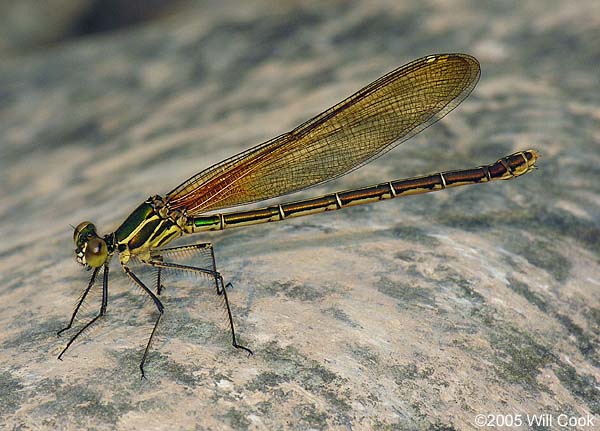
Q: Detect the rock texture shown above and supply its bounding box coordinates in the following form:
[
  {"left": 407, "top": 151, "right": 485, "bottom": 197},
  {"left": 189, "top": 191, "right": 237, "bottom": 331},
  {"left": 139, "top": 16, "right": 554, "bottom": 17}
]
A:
[{"left": 0, "top": 1, "right": 598, "bottom": 430}]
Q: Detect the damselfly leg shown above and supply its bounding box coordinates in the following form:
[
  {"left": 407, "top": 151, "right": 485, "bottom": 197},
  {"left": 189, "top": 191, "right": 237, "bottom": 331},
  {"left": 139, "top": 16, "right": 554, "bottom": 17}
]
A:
[
  {"left": 148, "top": 243, "right": 253, "bottom": 356},
  {"left": 58, "top": 265, "right": 109, "bottom": 360},
  {"left": 122, "top": 266, "right": 164, "bottom": 379},
  {"left": 57, "top": 266, "right": 100, "bottom": 336}
]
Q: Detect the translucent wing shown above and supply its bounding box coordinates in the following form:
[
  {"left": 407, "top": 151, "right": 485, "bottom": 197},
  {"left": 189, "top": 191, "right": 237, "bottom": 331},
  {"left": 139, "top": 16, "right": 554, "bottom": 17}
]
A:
[{"left": 166, "top": 54, "right": 480, "bottom": 215}]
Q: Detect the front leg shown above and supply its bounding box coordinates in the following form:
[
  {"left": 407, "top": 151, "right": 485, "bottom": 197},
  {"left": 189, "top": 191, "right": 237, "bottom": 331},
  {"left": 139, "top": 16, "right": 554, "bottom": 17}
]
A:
[
  {"left": 58, "top": 265, "right": 109, "bottom": 360},
  {"left": 57, "top": 266, "right": 100, "bottom": 337}
]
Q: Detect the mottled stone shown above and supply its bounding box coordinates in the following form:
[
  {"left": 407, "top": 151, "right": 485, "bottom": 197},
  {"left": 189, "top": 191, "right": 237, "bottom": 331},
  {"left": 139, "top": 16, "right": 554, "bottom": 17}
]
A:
[{"left": 0, "top": 1, "right": 599, "bottom": 430}]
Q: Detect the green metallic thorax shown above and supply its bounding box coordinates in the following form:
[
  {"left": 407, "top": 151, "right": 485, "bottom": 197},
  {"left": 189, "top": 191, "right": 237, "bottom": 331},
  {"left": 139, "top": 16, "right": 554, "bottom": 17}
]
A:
[{"left": 114, "top": 195, "right": 186, "bottom": 264}]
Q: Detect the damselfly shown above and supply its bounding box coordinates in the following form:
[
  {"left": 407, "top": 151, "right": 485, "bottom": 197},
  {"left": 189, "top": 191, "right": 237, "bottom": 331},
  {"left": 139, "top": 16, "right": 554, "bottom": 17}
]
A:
[{"left": 58, "top": 54, "right": 538, "bottom": 377}]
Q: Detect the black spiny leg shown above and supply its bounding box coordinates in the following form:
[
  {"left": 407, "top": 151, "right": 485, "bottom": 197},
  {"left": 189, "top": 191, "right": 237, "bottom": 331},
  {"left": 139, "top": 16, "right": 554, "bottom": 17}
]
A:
[
  {"left": 58, "top": 264, "right": 109, "bottom": 360},
  {"left": 123, "top": 265, "right": 164, "bottom": 379},
  {"left": 57, "top": 266, "right": 100, "bottom": 336},
  {"left": 148, "top": 242, "right": 253, "bottom": 356},
  {"left": 153, "top": 255, "right": 164, "bottom": 295},
  {"left": 152, "top": 243, "right": 226, "bottom": 295}
]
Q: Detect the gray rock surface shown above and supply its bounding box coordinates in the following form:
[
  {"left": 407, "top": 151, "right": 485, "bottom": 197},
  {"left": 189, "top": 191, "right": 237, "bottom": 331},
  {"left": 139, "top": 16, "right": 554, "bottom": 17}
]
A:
[{"left": 0, "top": 1, "right": 598, "bottom": 430}]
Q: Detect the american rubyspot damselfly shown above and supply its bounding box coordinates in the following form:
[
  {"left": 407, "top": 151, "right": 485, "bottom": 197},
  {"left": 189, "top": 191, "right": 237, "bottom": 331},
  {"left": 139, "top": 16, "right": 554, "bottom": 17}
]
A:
[{"left": 58, "top": 54, "right": 539, "bottom": 377}]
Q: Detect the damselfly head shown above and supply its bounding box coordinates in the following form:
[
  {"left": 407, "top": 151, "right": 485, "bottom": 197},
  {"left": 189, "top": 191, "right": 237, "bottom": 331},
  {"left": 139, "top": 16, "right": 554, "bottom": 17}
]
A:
[{"left": 73, "top": 221, "right": 108, "bottom": 268}]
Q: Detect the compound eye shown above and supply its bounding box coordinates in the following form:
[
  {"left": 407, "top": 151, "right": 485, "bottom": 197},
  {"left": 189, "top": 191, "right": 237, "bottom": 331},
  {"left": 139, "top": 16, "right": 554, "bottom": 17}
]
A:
[
  {"left": 84, "top": 237, "right": 108, "bottom": 267},
  {"left": 74, "top": 221, "right": 96, "bottom": 243}
]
